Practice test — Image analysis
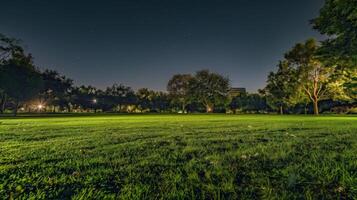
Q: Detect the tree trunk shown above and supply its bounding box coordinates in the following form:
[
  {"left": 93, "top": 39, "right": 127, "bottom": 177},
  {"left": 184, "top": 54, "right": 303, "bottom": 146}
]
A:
[
  {"left": 0, "top": 93, "right": 7, "bottom": 114},
  {"left": 206, "top": 105, "right": 213, "bottom": 113},
  {"left": 279, "top": 105, "right": 283, "bottom": 115},
  {"left": 118, "top": 104, "right": 122, "bottom": 112},
  {"left": 182, "top": 103, "right": 186, "bottom": 113},
  {"left": 313, "top": 99, "right": 319, "bottom": 115},
  {"left": 13, "top": 99, "right": 19, "bottom": 116}
]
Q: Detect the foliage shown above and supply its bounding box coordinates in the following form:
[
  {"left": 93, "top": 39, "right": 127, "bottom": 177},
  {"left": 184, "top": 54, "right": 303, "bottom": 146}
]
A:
[
  {"left": 167, "top": 74, "right": 193, "bottom": 112},
  {"left": 312, "top": 0, "right": 357, "bottom": 64},
  {"left": 189, "top": 70, "right": 230, "bottom": 112},
  {"left": 0, "top": 54, "right": 43, "bottom": 115},
  {"left": 41, "top": 70, "right": 73, "bottom": 111},
  {"left": 284, "top": 39, "right": 340, "bottom": 115},
  {"left": 264, "top": 61, "right": 298, "bottom": 114},
  {"left": 105, "top": 84, "right": 136, "bottom": 112},
  {"left": 229, "top": 93, "right": 268, "bottom": 113},
  {"left": 0, "top": 33, "right": 24, "bottom": 64}
]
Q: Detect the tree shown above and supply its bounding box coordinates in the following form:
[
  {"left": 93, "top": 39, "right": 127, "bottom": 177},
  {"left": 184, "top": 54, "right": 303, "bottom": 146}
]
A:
[
  {"left": 167, "top": 74, "right": 193, "bottom": 113},
  {"left": 312, "top": 0, "right": 357, "bottom": 64},
  {"left": 105, "top": 84, "right": 136, "bottom": 112},
  {"left": 312, "top": 0, "right": 357, "bottom": 106},
  {"left": 264, "top": 61, "right": 298, "bottom": 114},
  {"left": 145, "top": 91, "right": 170, "bottom": 112},
  {"left": 0, "top": 54, "right": 43, "bottom": 115},
  {"left": 230, "top": 93, "right": 269, "bottom": 113},
  {"left": 71, "top": 85, "right": 100, "bottom": 112},
  {"left": 0, "top": 33, "right": 23, "bottom": 64},
  {"left": 189, "top": 70, "right": 230, "bottom": 113},
  {"left": 136, "top": 88, "right": 153, "bottom": 112},
  {"left": 285, "top": 39, "right": 337, "bottom": 115},
  {"left": 41, "top": 70, "right": 73, "bottom": 112},
  {"left": 0, "top": 33, "right": 25, "bottom": 113}
]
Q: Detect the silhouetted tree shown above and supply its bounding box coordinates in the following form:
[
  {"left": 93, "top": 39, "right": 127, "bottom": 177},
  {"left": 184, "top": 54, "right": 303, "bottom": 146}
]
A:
[
  {"left": 151, "top": 91, "right": 171, "bottom": 112},
  {"left": 41, "top": 70, "right": 73, "bottom": 112},
  {"left": 105, "top": 83, "right": 136, "bottom": 112},
  {"left": 0, "top": 53, "right": 43, "bottom": 115},
  {"left": 230, "top": 93, "right": 268, "bottom": 113},
  {"left": 136, "top": 88, "right": 152, "bottom": 112},
  {"left": 71, "top": 85, "right": 100, "bottom": 112},
  {"left": 167, "top": 74, "right": 193, "bottom": 113},
  {"left": 189, "top": 70, "right": 230, "bottom": 112}
]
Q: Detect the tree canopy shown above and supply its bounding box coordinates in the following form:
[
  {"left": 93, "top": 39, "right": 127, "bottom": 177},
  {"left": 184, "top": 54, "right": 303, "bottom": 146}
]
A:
[{"left": 312, "top": 0, "right": 357, "bottom": 64}]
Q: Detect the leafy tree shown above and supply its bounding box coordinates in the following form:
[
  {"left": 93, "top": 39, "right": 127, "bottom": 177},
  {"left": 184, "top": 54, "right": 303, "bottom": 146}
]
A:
[
  {"left": 230, "top": 93, "right": 268, "bottom": 113},
  {"left": 0, "top": 33, "right": 25, "bottom": 113},
  {"left": 105, "top": 84, "right": 136, "bottom": 112},
  {"left": 71, "top": 85, "right": 100, "bottom": 112},
  {"left": 189, "top": 70, "right": 230, "bottom": 112},
  {"left": 312, "top": 0, "right": 357, "bottom": 64},
  {"left": 0, "top": 54, "right": 43, "bottom": 115},
  {"left": 136, "top": 88, "right": 152, "bottom": 112},
  {"left": 0, "top": 33, "right": 23, "bottom": 64},
  {"left": 344, "top": 70, "right": 357, "bottom": 99},
  {"left": 264, "top": 61, "right": 298, "bottom": 114},
  {"left": 284, "top": 39, "right": 342, "bottom": 115},
  {"left": 167, "top": 74, "right": 193, "bottom": 113},
  {"left": 151, "top": 91, "right": 171, "bottom": 112},
  {"left": 41, "top": 70, "right": 73, "bottom": 112}
]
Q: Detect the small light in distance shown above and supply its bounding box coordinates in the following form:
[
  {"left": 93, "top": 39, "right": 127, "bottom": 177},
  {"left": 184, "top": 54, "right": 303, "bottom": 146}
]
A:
[{"left": 37, "top": 104, "right": 44, "bottom": 109}]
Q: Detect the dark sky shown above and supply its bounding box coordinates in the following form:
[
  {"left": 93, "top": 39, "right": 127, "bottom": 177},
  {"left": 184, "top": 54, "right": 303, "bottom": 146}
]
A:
[{"left": 1, "top": 0, "right": 325, "bottom": 92}]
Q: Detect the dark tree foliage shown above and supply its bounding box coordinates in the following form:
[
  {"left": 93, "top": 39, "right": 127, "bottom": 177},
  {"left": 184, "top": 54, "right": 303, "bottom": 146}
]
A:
[
  {"left": 312, "top": 0, "right": 357, "bottom": 64},
  {"left": 0, "top": 28, "right": 354, "bottom": 115},
  {"left": 189, "top": 70, "right": 230, "bottom": 113},
  {"left": 167, "top": 74, "right": 193, "bottom": 112},
  {"left": 105, "top": 84, "right": 137, "bottom": 112},
  {"left": 73, "top": 86, "right": 101, "bottom": 112},
  {"left": 229, "top": 93, "right": 268, "bottom": 113},
  {"left": 151, "top": 91, "right": 171, "bottom": 112},
  {"left": 0, "top": 33, "right": 24, "bottom": 64},
  {"left": 41, "top": 70, "right": 73, "bottom": 112},
  {"left": 136, "top": 88, "right": 152, "bottom": 112},
  {"left": 0, "top": 54, "right": 43, "bottom": 115}
]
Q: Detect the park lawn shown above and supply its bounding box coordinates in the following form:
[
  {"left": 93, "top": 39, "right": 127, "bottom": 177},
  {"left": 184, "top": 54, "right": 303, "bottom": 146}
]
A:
[{"left": 0, "top": 114, "right": 356, "bottom": 199}]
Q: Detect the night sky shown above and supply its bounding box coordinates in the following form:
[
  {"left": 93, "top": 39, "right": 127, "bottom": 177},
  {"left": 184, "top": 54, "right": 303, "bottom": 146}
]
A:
[{"left": 1, "top": 0, "right": 325, "bottom": 92}]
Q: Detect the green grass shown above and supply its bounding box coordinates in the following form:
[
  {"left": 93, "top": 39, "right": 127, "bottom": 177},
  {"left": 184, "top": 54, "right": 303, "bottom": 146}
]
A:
[{"left": 0, "top": 114, "right": 356, "bottom": 199}]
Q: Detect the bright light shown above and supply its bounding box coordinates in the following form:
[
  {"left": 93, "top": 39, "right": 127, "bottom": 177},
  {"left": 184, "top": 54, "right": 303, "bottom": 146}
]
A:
[
  {"left": 93, "top": 99, "right": 97, "bottom": 104},
  {"left": 37, "top": 104, "right": 44, "bottom": 109}
]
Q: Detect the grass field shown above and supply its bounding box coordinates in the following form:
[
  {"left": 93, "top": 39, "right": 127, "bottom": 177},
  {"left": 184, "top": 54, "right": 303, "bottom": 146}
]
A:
[{"left": 0, "top": 114, "right": 356, "bottom": 199}]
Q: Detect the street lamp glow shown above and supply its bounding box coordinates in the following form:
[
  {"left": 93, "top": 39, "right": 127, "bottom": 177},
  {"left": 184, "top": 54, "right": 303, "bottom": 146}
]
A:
[
  {"left": 37, "top": 104, "right": 44, "bottom": 109},
  {"left": 93, "top": 99, "right": 97, "bottom": 104}
]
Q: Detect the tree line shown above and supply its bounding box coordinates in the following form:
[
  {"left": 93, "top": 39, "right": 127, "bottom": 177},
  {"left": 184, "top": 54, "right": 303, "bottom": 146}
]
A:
[{"left": 0, "top": 0, "right": 356, "bottom": 116}]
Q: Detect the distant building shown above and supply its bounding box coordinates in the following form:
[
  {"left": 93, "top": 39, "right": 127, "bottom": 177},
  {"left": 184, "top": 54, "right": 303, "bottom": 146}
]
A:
[{"left": 228, "top": 87, "right": 246, "bottom": 97}]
